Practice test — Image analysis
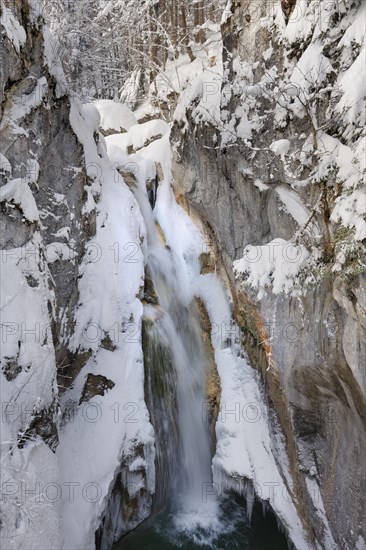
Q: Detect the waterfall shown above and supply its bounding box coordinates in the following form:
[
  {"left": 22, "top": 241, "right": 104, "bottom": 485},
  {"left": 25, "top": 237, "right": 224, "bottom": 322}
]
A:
[
  {"left": 132, "top": 180, "right": 217, "bottom": 525},
  {"left": 122, "top": 180, "right": 290, "bottom": 550}
]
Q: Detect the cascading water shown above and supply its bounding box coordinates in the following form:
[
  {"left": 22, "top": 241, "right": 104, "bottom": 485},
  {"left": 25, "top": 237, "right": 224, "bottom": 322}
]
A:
[
  {"left": 114, "top": 180, "right": 289, "bottom": 549},
  {"left": 146, "top": 250, "right": 214, "bottom": 517},
  {"left": 132, "top": 179, "right": 215, "bottom": 519}
]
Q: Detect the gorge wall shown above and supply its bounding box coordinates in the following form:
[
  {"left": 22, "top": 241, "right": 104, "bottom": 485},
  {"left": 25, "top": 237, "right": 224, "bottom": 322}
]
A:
[
  {"left": 171, "top": 1, "right": 366, "bottom": 549},
  {"left": 1, "top": 1, "right": 365, "bottom": 549},
  {"left": 1, "top": 3, "right": 154, "bottom": 548}
]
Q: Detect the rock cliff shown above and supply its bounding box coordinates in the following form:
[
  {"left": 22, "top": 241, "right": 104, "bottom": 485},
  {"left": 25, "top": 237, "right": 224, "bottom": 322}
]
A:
[
  {"left": 1, "top": 1, "right": 365, "bottom": 549},
  {"left": 171, "top": 1, "right": 366, "bottom": 548}
]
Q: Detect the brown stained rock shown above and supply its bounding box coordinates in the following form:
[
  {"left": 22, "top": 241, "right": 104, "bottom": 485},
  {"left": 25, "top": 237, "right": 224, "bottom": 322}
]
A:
[
  {"left": 199, "top": 251, "right": 216, "bottom": 274},
  {"left": 155, "top": 222, "right": 167, "bottom": 246},
  {"left": 194, "top": 298, "right": 221, "bottom": 453},
  {"left": 119, "top": 170, "right": 138, "bottom": 189},
  {"left": 137, "top": 113, "right": 158, "bottom": 125},
  {"left": 281, "top": 0, "right": 297, "bottom": 22},
  {"left": 23, "top": 405, "right": 59, "bottom": 451},
  {"left": 155, "top": 162, "right": 164, "bottom": 182},
  {"left": 127, "top": 134, "right": 163, "bottom": 155},
  {"left": 99, "top": 127, "right": 128, "bottom": 137},
  {"left": 143, "top": 266, "right": 159, "bottom": 305},
  {"left": 101, "top": 333, "right": 117, "bottom": 352},
  {"left": 230, "top": 286, "right": 315, "bottom": 540},
  {"left": 79, "top": 373, "right": 115, "bottom": 405},
  {"left": 57, "top": 349, "right": 92, "bottom": 393},
  {"left": 146, "top": 177, "right": 158, "bottom": 208}
]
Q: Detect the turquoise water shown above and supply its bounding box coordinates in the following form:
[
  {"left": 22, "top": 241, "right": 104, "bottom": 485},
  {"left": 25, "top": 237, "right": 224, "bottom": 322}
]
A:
[{"left": 115, "top": 497, "right": 289, "bottom": 550}]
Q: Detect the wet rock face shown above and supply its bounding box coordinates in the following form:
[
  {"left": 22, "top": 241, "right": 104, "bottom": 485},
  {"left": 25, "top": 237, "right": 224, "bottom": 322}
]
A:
[
  {"left": 95, "top": 445, "right": 153, "bottom": 550},
  {"left": 171, "top": 1, "right": 366, "bottom": 548},
  {"left": 172, "top": 126, "right": 273, "bottom": 265},
  {"left": 195, "top": 298, "right": 221, "bottom": 453},
  {"left": 174, "top": 98, "right": 366, "bottom": 550},
  {"left": 257, "top": 278, "right": 366, "bottom": 548}
]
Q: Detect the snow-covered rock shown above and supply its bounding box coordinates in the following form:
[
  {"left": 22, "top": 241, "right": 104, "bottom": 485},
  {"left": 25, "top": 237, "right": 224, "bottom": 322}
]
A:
[{"left": 93, "top": 99, "right": 137, "bottom": 135}]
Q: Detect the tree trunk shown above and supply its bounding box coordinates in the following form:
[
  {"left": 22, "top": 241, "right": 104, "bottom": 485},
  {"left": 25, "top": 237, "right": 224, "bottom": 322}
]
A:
[
  {"left": 194, "top": 1, "right": 206, "bottom": 44},
  {"left": 149, "top": 3, "right": 159, "bottom": 84},
  {"left": 170, "top": 0, "right": 179, "bottom": 58},
  {"left": 160, "top": 0, "right": 168, "bottom": 69},
  {"left": 180, "top": 1, "right": 195, "bottom": 61}
]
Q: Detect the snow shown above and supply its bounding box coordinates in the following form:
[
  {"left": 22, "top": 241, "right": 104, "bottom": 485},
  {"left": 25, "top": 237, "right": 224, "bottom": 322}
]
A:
[
  {"left": 331, "top": 187, "right": 366, "bottom": 241},
  {"left": 121, "top": 119, "right": 170, "bottom": 152},
  {"left": 1, "top": 233, "right": 61, "bottom": 549},
  {"left": 233, "top": 238, "right": 309, "bottom": 299},
  {"left": 144, "top": 123, "right": 310, "bottom": 549},
  {"left": 270, "top": 139, "right": 290, "bottom": 159},
  {"left": 0, "top": 236, "right": 56, "bottom": 422},
  {"left": 6, "top": 77, "right": 48, "bottom": 122},
  {"left": 0, "top": 2, "right": 26, "bottom": 52},
  {"left": 93, "top": 99, "right": 137, "bottom": 133},
  {"left": 105, "top": 131, "right": 170, "bottom": 187},
  {"left": 275, "top": 186, "right": 315, "bottom": 230},
  {"left": 0, "top": 152, "right": 12, "bottom": 176},
  {"left": 56, "top": 98, "right": 155, "bottom": 549},
  {"left": 119, "top": 68, "right": 143, "bottom": 109},
  {"left": 290, "top": 41, "right": 333, "bottom": 93},
  {"left": 0, "top": 178, "right": 39, "bottom": 222},
  {"left": 339, "top": 2, "right": 366, "bottom": 48},
  {"left": 254, "top": 179, "right": 269, "bottom": 192},
  {"left": 81, "top": 103, "right": 101, "bottom": 134},
  {"left": 221, "top": 0, "right": 233, "bottom": 25},
  {"left": 263, "top": 46, "right": 273, "bottom": 61},
  {"left": 0, "top": 439, "right": 64, "bottom": 550},
  {"left": 283, "top": 0, "right": 314, "bottom": 43},
  {"left": 105, "top": 132, "right": 130, "bottom": 155},
  {"left": 336, "top": 46, "right": 366, "bottom": 129},
  {"left": 137, "top": 133, "right": 172, "bottom": 182},
  {"left": 174, "top": 62, "right": 223, "bottom": 128},
  {"left": 106, "top": 119, "right": 170, "bottom": 158},
  {"left": 235, "top": 106, "right": 251, "bottom": 140}
]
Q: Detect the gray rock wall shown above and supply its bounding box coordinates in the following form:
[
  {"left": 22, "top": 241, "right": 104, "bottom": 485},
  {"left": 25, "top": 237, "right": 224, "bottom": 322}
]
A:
[
  {"left": 1, "top": 0, "right": 93, "bottom": 363},
  {"left": 171, "top": 0, "right": 366, "bottom": 548}
]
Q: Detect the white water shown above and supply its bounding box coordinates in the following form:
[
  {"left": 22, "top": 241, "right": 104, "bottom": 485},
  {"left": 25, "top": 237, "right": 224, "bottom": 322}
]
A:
[{"left": 131, "top": 180, "right": 220, "bottom": 532}]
